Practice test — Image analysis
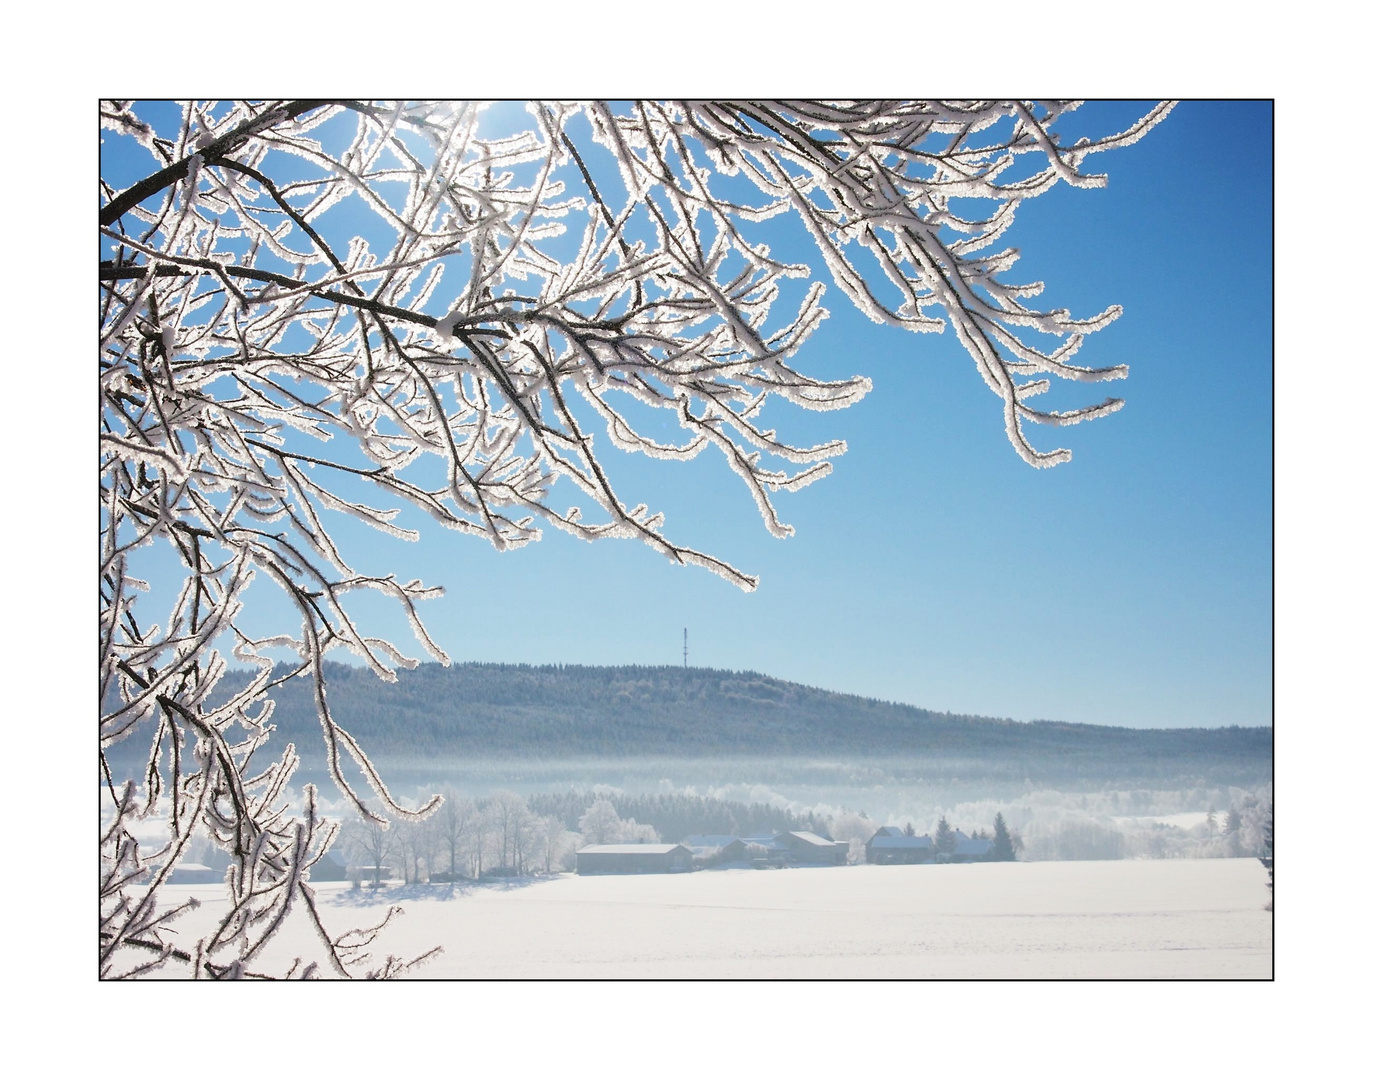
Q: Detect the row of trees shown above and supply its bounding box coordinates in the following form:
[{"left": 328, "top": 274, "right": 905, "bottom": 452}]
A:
[
  {"left": 824, "top": 806, "right": 1020, "bottom": 862},
  {"left": 343, "top": 796, "right": 1272, "bottom": 877},
  {"left": 1015, "top": 796, "right": 1273, "bottom": 862},
  {"left": 527, "top": 789, "right": 822, "bottom": 840},
  {"left": 344, "top": 790, "right": 575, "bottom": 883},
  {"left": 933, "top": 812, "right": 1019, "bottom": 860},
  {"left": 341, "top": 791, "right": 679, "bottom": 883},
  {"left": 342, "top": 797, "right": 1031, "bottom": 876},
  {"left": 341, "top": 790, "right": 1274, "bottom": 878}
]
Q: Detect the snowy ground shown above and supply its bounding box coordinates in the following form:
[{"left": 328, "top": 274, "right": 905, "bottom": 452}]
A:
[{"left": 143, "top": 858, "right": 1271, "bottom": 979}]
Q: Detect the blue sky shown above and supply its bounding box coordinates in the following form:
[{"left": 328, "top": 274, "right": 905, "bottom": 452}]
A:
[{"left": 109, "top": 101, "right": 1273, "bottom": 729}]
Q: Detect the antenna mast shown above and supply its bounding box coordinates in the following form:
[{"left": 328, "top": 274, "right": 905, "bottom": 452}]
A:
[{"left": 683, "top": 627, "right": 688, "bottom": 669}]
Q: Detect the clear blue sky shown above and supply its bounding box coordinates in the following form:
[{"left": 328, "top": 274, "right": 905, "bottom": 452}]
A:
[{"left": 117, "top": 100, "right": 1274, "bottom": 729}]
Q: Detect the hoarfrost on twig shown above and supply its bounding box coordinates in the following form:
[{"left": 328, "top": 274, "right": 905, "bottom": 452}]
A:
[{"left": 99, "top": 99, "right": 1170, "bottom": 978}]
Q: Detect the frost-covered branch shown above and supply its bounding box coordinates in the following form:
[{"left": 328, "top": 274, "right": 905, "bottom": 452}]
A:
[{"left": 99, "top": 99, "right": 1168, "bottom": 977}]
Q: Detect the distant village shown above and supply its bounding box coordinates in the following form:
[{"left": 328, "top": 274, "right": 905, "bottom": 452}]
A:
[
  {"left": 166, "top": 825, "right": 1004, "bottom": 885},
  {"left": 574, "top": 827, "right": 1000, "bottom": 875},
  {"left": 162, "top": 788, "right": 1022, "bottom": 886}
]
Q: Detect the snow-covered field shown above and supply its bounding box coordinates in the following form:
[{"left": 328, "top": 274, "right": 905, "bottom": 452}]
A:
[{"left": 147, "top": 858, "right": 1271, "bottom": 979}]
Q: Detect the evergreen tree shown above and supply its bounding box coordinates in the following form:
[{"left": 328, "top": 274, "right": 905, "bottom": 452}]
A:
[
  {"left": 934, "top": 816, "right": 957, "bottom": 856},
  {"left": 991, "top": 812, "right": 1016, "bottom": 862}
]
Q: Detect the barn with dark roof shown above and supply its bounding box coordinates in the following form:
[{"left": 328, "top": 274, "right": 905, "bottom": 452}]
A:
[
  {"left": 866, "top": 826, "right": 936, "bottom": 865},
  {"left": 774, "top": 831, "right": 848, "bottom": 866}
]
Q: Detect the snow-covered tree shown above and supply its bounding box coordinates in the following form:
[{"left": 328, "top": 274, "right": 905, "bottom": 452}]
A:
[
  {"left": 99, "top": 100, "right": 1171, "bottom": 977},
  {"left": 619, "top": 818, "right": 661, "bottom": 844},
  {"left": 577, "top": 796, "right": 623, "bottom": 845},
  {"left": 536, "top": 814, "right": 571, "bottom": 875},
  {"left": 346, "top": 814, "right": 395, "bottom": 887},
  {"left": 435, "top": 789, "right": 478, "bottom": 879},
  {"left": 394, "top": 806, "right": 443, "bottom": 884},
  {"left": 483, "top": 790, "right": 531, "bottom": 872},
  {"left": 830, "top": 808, "right": 878, "bottom": 863}
]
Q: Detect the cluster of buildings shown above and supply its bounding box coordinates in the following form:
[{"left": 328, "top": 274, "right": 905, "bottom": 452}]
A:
[
  {"left": 169, "top": 826, "right": 1000, "bottom": 883},
  {"left": 574, "top": 826, "right": 995, "bottom": 875},
  {"left": 169, "top": 848, "right": 353, "bottom": 884},
  {"left": 575, "top": 830, "right": 844, "bottom": 874},
  {"left": 864, "top": 826, "right": 992, "bottom": 865}
]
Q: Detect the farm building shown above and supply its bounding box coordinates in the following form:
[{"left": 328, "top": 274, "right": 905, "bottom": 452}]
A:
[
  {"left": 576, "top": 844, "right": 694, "bottom": 875},
  {"left": 684, "top": 835, "right": 745, "bottom": 857},
  {"left": 774, "top": 831, "right": 848, "bottom": 866},
  {"left": 738, "top": 835, "right": 790, "bottom": 868},
  {"left": 950, "top": 832, "right": 994, "bottom": 863},
  {"left": 683, "top": 836, "right": 753, "bottom": 866},
  {"left": 305, "top": 851, "right": 347, "bottom": 881},
  {"left": 866, "top": 827, "right": 936, "bottom": 865}
]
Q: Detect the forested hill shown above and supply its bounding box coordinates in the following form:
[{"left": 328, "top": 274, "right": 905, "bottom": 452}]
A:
[{"left": 177, "top": 662, "right": 1272, "bottom": 780}]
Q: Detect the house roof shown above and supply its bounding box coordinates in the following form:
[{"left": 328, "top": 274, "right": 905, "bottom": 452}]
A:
[
  {"left": 782, "top": 831, "right": 843, "bottom": 848},
  {"left": 954, "top": 837, "right": 993, "bottom": 855},
  {"left": 577, "top": 844, "right": 689, "bottom": 855},
  {"left": 682, "top": 835, "right": 743, "bottom": 849}
]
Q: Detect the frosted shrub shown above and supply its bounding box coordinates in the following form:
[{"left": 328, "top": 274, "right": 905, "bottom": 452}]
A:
[{"left": 1022, "top": 817, "right": 1127, "bottom": 861}]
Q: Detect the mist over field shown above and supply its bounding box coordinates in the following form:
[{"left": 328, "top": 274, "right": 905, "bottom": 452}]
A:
[{"left": 318, "top": 757, "right": 1272, "bottom": 863}]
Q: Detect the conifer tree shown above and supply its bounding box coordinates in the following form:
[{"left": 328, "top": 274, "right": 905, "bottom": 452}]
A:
[
  {"left": 991, "top": 812, "right": 1016, "bottom": 862},
  {"left": 934, "top": 816, "right": 957, "bottom": 856}
]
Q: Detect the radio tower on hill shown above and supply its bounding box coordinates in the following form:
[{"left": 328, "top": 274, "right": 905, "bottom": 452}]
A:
[{"left": 683, "top": 627, "right": 688, "bottom": 669}]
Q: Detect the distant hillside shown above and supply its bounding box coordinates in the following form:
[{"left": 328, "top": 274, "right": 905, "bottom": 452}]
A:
[{"left": 101, "top": 661, "right": 1272, "bottom": 785}]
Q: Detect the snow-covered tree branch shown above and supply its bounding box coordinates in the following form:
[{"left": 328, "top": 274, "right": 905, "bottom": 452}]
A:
[{"left": 99, "top": 99, "right": 1171, "bottom": 977}]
